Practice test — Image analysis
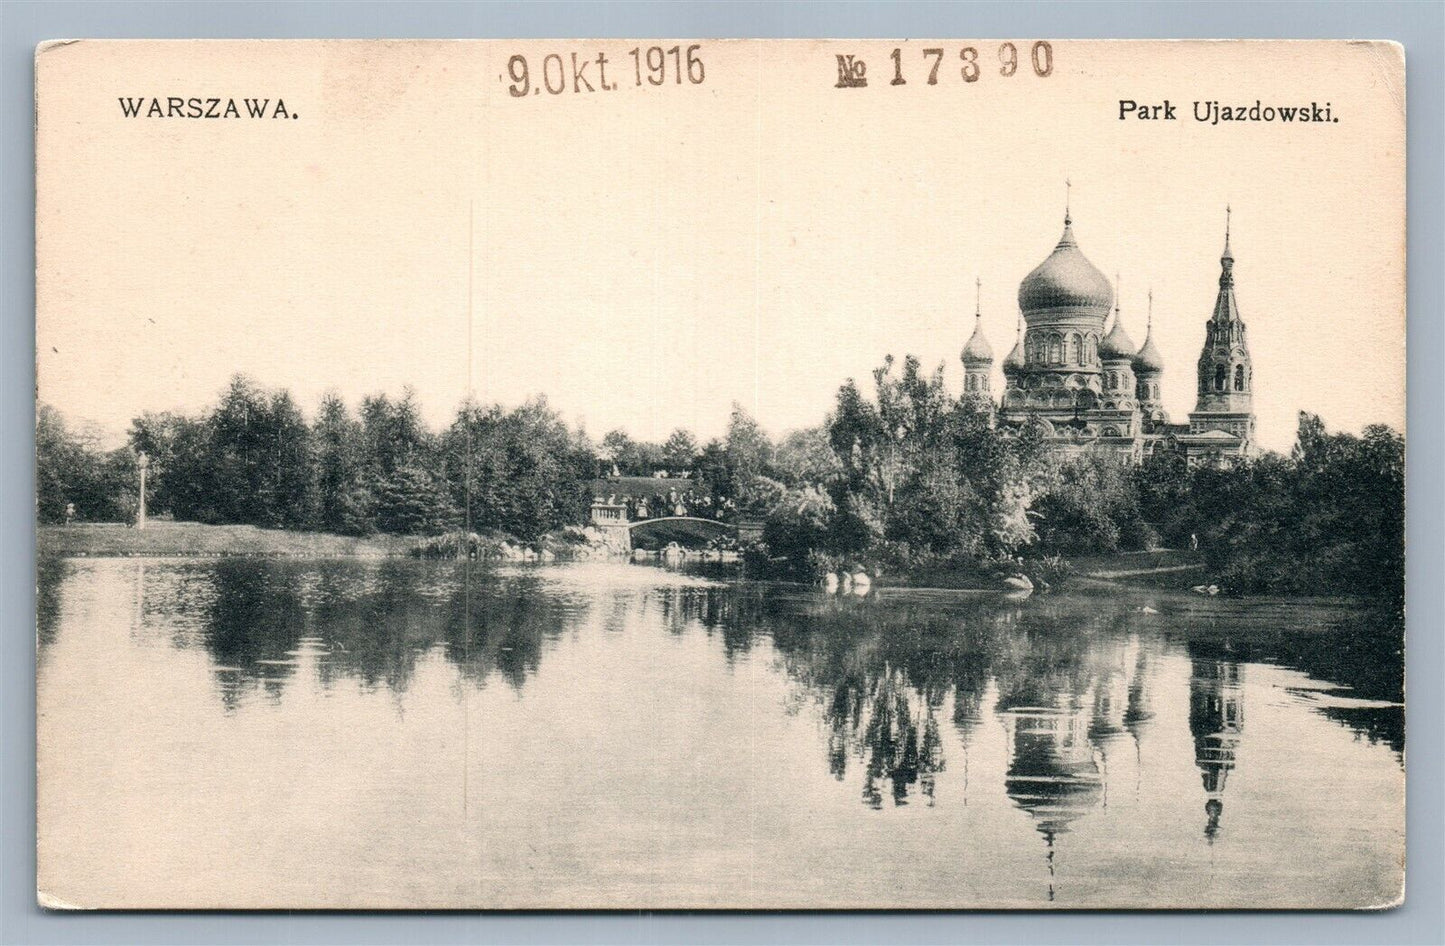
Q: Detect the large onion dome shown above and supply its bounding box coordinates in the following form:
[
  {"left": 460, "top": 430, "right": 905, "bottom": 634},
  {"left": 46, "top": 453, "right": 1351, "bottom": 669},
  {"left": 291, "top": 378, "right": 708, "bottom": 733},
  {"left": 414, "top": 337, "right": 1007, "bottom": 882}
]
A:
[
  {"left": 1018, "top": 215, "right": 1115, "bottom": 314},
  {"left": 962, "top": 316, "right": 993, "bottom": 365},
  {"left": 1100, "top": 310, "right": 1137, "bottom": 361}
]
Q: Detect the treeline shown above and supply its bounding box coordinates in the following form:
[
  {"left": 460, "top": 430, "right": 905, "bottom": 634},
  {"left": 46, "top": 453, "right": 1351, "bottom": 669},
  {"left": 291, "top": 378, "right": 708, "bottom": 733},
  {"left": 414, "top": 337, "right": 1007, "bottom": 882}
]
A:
[
  {"left": 756, "top": 354, "right": 1403, "bottom": 603},
  {"left": 1136, "top": 414, "right": 1405, "bottom": 601},
  {"left": 35, "top": 375, "right": 796, "bottom": 542},
  {"left": 40, "top": 376, "right": 596, "bottom": 541},
  {"left": 37, "top": 359, "right": 1404, "bottom": 603}
]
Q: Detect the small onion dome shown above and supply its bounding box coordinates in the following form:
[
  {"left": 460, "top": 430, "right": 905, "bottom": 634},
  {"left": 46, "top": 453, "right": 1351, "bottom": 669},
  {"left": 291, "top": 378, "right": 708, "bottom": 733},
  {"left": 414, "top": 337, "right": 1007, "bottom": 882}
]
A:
[
  {"left": 962, "top": 317, "right": 993, "bottom": 365},
  {"left": 1003, "top": 336, "right": 1025, "bottom": 371},
  {"left": 1018, "top": 218, "right": 1114, "bottom": 314},
  {"left": 1100, "top": 313, "right": 1137, "bottom": 361},
  {"left": 1133, "top": 330, "right": 1164, "bottom": 373}
]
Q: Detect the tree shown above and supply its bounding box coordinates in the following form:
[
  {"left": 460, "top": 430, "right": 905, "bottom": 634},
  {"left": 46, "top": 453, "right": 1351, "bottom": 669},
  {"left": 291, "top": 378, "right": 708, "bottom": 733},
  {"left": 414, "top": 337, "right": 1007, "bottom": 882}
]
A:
[
  {"left": 260, "top": 390, "right": 315, "bottom": 528},
  {"left": 205, "top": 374, "right": 273, "bottom": 524},
  {"left": 1132, "top": 448, "right": 1192, "bottom": 547},
  {"left": 37, "top": 404, "right": 89, "bottom": 523},
  {"left": 599, "top": 429, "right": 633, "bottom": 474},
  {"left": 374, "top": 461, "right": 457, "bottom": 535},
  {"left": 1033, "top": 455, "right": 1152, "bottom": 554},
  {"left": 723, "top": 403, "right": 774, "bottom": 512},
  {"left": 773, "top": 426, "right": 842, "bottom": 489},
  {"left": 37, "top": 404, "right": 136, "bottom": 523},
  {"left": 360, "top": 388, "right": 429, "bottom": 480},
  {"left": 600, "top": 428, "right": 664, "bottom": 476},
  {"left": 693, "top": 440, "right": 733, "bottom": 507},
  {"left": 818, "top": 354, "right": 1037, "bottom": 567},
  {"left": 661, "top": 429, "right": 699, "bottom": 474},
  {"left": 311, "top": 392, "right": 374, "bottom": 534},
  {"left": 178, "top": 375, "right": 317, "bottom": 528},
  {"left": 445, "top": 396, "right": 594, "bottom": 541}
]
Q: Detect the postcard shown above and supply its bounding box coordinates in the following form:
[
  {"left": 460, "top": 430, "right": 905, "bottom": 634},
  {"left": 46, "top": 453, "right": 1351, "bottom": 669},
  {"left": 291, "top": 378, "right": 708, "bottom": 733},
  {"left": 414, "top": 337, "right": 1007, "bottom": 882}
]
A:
[{"left": 35, "top": 39, "right": 1405, "bottom": 909}]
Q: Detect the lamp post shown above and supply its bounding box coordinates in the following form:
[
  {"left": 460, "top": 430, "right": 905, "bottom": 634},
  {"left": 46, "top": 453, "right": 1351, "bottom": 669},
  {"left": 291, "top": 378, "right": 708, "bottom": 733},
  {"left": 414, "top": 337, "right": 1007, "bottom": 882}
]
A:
[{"left": 137, "top": 451, "right": 148, "bottom": 530}]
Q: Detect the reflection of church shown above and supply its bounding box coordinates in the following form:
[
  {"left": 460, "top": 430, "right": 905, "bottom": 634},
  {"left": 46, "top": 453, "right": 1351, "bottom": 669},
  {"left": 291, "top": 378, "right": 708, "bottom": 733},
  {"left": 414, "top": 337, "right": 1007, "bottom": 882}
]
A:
[
  {"left": 1000, "top": 703, "right": 1105, "bottom": 841},
  {"left": 1188, "top": 649, "right": 1245, "bottom": 840},
  {"left": 993, "top": 627, "right": 1155, "bottom": 900},
  {"left": 961, "top": 204, "right": 1256, "bottom": 465}
]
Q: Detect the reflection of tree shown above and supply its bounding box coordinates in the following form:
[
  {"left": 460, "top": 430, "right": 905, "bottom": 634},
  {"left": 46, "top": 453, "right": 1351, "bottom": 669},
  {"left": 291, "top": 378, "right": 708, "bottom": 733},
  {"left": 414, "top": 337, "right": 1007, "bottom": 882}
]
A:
[
  {"left": 36, "top": 556, "right": 68, "bottom": 658},
  {"left": 203, "top": 560, "right": 312, "bottom": 709},
  {"left": 443, "top": 570, "right": 587, "bottom": 689},
  {"left": 77, "top": 556, "right": 1398, "bottom": 818},
  {"left": 189, "top": 560, "right": 594, "bottom": 707},
  {"left": 727, "top": 595, "right": 1003, "bottom": 808},
  {"left": 310, "top": 560, "right": 461, "bottom": 692},
  {"left": 829, "top": 667, "right": 946, "bottom": 809},
  {"left": 1241, "top": 607, "right": 1402, "bottom": 755}
]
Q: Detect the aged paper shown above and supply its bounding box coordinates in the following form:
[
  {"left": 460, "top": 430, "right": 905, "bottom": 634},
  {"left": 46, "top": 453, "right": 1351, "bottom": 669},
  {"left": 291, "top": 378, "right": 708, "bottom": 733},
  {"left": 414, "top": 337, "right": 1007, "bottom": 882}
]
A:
[{"left": 36, "top": 40, "right": 1405, "bottom": 910}]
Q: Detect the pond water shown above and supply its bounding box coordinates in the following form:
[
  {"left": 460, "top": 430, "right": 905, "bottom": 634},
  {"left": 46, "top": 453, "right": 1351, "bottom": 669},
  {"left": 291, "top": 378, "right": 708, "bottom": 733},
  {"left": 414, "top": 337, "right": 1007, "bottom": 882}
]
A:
[{"left": 36, "top": 557, "right": 1404, "bottom": 909}]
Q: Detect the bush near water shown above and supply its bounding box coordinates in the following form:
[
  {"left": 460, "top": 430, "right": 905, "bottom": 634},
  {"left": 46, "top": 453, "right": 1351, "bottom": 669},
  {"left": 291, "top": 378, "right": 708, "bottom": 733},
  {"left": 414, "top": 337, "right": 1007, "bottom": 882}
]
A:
[{"left": 37, "top": 362, "right": 1402, "bottom": 604}]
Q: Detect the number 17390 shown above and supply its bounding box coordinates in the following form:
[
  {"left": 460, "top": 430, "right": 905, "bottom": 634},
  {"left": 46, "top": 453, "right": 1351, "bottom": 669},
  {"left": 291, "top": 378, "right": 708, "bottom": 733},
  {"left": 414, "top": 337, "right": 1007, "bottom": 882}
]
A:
[{"left": 834, "top": 42, "right": 1054, "bottom": 89}]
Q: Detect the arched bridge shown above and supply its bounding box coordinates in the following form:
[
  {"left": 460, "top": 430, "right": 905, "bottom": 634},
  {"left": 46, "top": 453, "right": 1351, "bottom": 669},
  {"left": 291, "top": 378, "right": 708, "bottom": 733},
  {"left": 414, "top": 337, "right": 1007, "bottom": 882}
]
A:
[
  {"left": 590, "top": 502, "right": 760, "bottom": 551},
  {"left": 626, "top": 516, "right": 735, "bottom": 548}
]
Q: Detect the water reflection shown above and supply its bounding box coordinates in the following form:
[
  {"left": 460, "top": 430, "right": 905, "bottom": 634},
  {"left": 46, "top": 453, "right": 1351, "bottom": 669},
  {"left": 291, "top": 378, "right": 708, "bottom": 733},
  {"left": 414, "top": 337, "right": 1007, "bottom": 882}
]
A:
[
  {"left": 35, "top": 556, "right": 65, "bottom": 655},
  {"left": 35, "top": 557, "right": 1405, "bottom": 908},
  {"left": 37, "top": 557, "right": 1403, "bottom": 770},
  {"left": 1189, "top": 643, "right": 1245, "bottom": 841}
]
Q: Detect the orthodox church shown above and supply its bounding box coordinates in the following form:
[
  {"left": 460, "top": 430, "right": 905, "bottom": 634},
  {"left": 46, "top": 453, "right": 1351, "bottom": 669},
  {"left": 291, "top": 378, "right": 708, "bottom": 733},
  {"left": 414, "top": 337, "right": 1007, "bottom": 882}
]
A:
[{"left": 961, "top": 205, "right": 1256, "bottom": 466}]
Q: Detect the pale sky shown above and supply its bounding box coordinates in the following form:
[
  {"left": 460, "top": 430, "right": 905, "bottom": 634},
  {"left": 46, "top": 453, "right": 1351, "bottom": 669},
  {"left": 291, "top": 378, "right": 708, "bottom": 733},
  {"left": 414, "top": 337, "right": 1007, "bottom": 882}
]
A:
[{"left": 37, "top": 40, "right": 1405, "bottom": 452}]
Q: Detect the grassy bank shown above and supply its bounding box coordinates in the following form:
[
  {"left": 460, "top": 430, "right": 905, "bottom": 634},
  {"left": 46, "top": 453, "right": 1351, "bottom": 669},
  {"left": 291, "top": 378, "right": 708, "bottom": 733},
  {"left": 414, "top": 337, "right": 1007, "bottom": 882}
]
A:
[
  {"left": 37, "top": 521, "right": 414, "bottom": 558},
  {"left": 870, "top": 549, "right": 1206, "bottom": 593},
  {"left": 1072, "top": 548, "right": 1207, "bottom": 589}
]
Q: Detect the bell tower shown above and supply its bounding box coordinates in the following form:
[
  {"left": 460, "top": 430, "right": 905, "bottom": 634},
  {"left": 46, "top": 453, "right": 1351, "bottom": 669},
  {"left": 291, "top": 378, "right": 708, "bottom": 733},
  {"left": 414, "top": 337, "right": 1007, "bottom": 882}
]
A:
[{"left": 1188, "top": 208, "right": 1256, "bottom": 447}]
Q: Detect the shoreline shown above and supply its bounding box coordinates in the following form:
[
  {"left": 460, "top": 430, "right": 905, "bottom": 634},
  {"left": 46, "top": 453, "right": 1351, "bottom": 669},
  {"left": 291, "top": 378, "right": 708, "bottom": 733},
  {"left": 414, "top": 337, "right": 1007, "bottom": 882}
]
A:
[
  {"left": 37, "top": 522, "right": 415, "bottom": 559},
  {"left": 36, "top": 523, "right": 1391, "bottom": 610},
  {"left": 38, "top": 523, "right": 1202, "bottom": 578}
]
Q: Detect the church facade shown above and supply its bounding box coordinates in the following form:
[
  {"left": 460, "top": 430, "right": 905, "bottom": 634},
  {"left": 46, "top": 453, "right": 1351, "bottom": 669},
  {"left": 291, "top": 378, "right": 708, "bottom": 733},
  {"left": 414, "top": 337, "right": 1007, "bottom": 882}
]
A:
[{"left": 962, "top": 208, "right": 1256, "bottom": 466}]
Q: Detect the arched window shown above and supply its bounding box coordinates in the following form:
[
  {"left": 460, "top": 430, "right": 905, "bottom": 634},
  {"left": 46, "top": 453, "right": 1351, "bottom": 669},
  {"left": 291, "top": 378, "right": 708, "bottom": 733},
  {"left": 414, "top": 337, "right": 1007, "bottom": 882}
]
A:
[
  {"left": 1234, "top": 364, "right": 1246, "bottom": 391},
  {"left": 1048, "top": 334, "right": 1062, "bottom": 363},
  {"left": 1214, "top": 364, "right": 1227, "bottom": 391},
  {"left": 1069, "top": 334, "right": 1082, "bottom": 364}
]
